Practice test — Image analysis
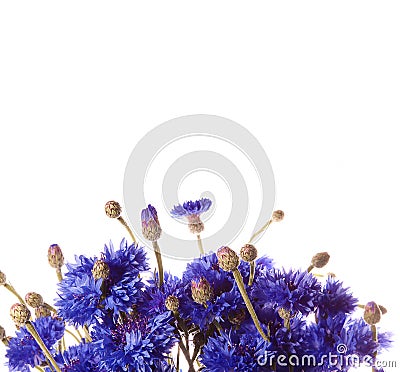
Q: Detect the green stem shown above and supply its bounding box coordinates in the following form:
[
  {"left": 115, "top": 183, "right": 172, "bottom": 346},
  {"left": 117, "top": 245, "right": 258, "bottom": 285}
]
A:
[
  {"left": 26, "top": 322, "right": 61, "bottom": 372},
  {"left": 83, "top": 325, "right": 92, "bottom": 342},
  {"left": 249, "top": 219, "right": 272, "bottom": 243},
  {"left": 117, "top": 216, "right": 136, "bottom": 243},
  {"left": 65, "top": 328, "right": 81, "bottom": 343},
  {"left": 152, "top": 241, "right": 164, "bottom": 287},
  {"left": 307, "top": 264, "right": 314, "bottom": 273},
  {"left": 248, "top": 261, "right": 255, "bottom": 286},
  {"left": 371, "top": 324, "right": 378, "bottom": 372},
  {"left": 176, "top": 343, "right": 180, "bottom": 372},
  {"left": 178, "top": 339, "right": 195, "bottom": 372},
  {"left": 196, "top": 234, "right": 204, "bottom": 255},
  {"left": 3, "top": 283, "right": 26, "bottom": 305},
  {"left": 232, "top": 269, "right": 269, "bottom": 341}
]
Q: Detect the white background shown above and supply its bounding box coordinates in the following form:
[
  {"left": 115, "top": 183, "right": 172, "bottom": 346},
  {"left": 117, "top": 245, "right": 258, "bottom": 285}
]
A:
[{"left": 0, "top": 2, "right": 399, "bottom": 371}]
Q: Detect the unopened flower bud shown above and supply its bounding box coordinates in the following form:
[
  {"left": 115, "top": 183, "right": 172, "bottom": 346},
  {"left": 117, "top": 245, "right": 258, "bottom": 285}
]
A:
[
  {"left": 311, "top": 252, "right": 330, "bottom": 269},
  {"left": 35, "top": 305, "right": 52, "bottom": 318},
  {"left": 191, "top": 277, "right": 213, "bottom": 305},
  {"left": 278, "top": 307, "right": 292, "bottom": 320},
  {"left": 25, "top": 292, "right": 44, "bottom": 308},
  {"left": 187, "top": 215, "right": 204, "bottom": 234},
  {"left": 272, "top": 210, "right": 284, "bottom": 222},
  {"left": 240, "top": 244, "right": 258, "bottom": 262},
  {"left": 10, "top": 303, "right": 30, "bottom": 326},
  {"left": 228, "top": 308, "right": 246, "bottom": 325},
  {"left": 0, "top": 271, "right": 6, "bottom": 286},
  {"left": 105, "top": 201, "right": 121, "bottom": 219},
  {"left": 364, "top": 301, "right": 381, "bottom": 325},
  {"left": 165, "top": 295, "right": 180, "bottom": 312},
  {"left": 141, "top": 205, "right": 162, "bottom": 241},
  {"left": 217, "top": 246, "right": 239, "bottom": 271},
  {"left": 0, "top": 325, "right": 5, "bottom": 341},
  {"left": 92, "top": 260, "right": 110, "bottom": 280},
  {"left": 48, "top": 244, "right": 64, "bottom": 269}
]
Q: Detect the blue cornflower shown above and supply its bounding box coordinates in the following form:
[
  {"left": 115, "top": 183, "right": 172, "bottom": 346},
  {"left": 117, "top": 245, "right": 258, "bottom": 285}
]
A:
[
  {"left": 302, "top": 314, "right": 379, "bottom": 371},
  {"left": 55, "top": 239, "right": 149, "bottom": 326},
  {"left": 93, "top": 309, "right": 176, "bottom": 372},
  {"left": 251, "top": 269, "right": 321, "bottom": 316},
  {"left": 170, "top": 198, "right": 212, "bottom": 219},
  {"left": 316, "top": 276, "right": 358, "bottom": 320},
  {"left": 200, "top": 330, "right": 269, "bottom": 372},
  {"left": 44, "top": 342, "right": 105, "bottom": 372},
  {"left": 138, "top": 272, "right": 185, "bottom": 315},
  {"left": 6, "top": 316, "right": 65, "bottom": 372},
  {"left": 180, "top": 253, "right": 246, "bottom": 330},
  {"left": 171, "top": 198, "right": 212, "bottom": 235}
]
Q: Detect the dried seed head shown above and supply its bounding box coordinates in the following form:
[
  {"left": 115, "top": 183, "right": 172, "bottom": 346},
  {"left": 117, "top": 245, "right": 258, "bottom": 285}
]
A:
[
  {"left": 191, "top": 277, "right": 214, "bottom": 305},
  {"left": 105, "top": 201, "right": 121, "bottom": 219},
  {"left": 48, "top": 244, "right": 64, "bottom": 269},
  {"left": 228, "top": 308, "right": 246, "bottom": 325},
  {"left": 272, "top": 210, "right": 285, "bottom": 222},
  {"left": 240, "top": 244, "right": 258, "bottom": 262},
  {"left": 10, "top": 303, "right": 31, "bottom": 326},
  {"left": 0, "top": 271, "right": 6, "bottom": 286},
  {"left": 25, "top": 292, "right": 44, "bottom": 308},
  {"left": 311, "top": 252, "right": 330, "bottom": 269},
  {"left": 165, "top": 295, "right": 180, "bottom": 312},
  {"left": 0, "top": 325, "right": 5, "bottom": 341},
  {"left": 92, "top": 260, "right": 110, "bottom": 280},
  {"left": 35, "top": 305, "right": 52, "bottom": 318},
  {"left": 364, "top": 301, "right": 381, "bottom": 325},
  {"left": 217, "top": 246, "right": 239, "bottom": 271}
]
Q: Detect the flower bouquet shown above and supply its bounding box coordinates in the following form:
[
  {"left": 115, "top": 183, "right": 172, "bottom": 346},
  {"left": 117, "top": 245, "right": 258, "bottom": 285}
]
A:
[{"left": 0, "top": 198, "right": 391, "bottom": 371}]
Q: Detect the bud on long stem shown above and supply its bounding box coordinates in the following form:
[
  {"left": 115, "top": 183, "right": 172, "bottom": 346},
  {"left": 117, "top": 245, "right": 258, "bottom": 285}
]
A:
[
  {"left": 232, "top": 269, "right": 269, "bottom": 341},
  {"left": 152, "top": 241, "right": 164, "bottom": 287}
]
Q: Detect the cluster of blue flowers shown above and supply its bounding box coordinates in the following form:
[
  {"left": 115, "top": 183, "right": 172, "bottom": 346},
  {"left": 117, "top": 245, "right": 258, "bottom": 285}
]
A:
[{"left": 2, "top": 198, "right": 391, "bottom": 371}]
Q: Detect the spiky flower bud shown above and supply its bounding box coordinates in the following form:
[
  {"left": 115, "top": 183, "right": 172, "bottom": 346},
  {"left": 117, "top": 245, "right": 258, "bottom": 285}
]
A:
[
  {"left": 191, "top": 277, "right": 213, "bottom": 305},
  {"left": 278, "top": 307, "right": 292, "bottom": 320},
  {"left": 364, "top": 301, "right": 381, "bottom": 325},
  {"left": 105, "top": 200, "right": 122, "bottom": 219},
  {"left": 311, "top": 252, "right": 330, "bottom": 268},
  {"left": 48, "top": 244, "right": 64, "bottom": 269},
  {"left": 10, "top": 303, "right": 30, "bottom": 326},
  {"left": 272, "top": 210, "right": 284, "bottom": 222},
  {"left": 0, "top": 271, "right": 6, "bottom": 286},
  {"left": 0, "top": 325, "right": 5, "bottom": 341},
  {"left": 25, "top": 292, "right": 44, "bottom": 308},
  {"left": 35, "top": 305, "right": 52, "bottom": 318},
  {"left": 141, "top": 205, "right": 162, "bottom": 241},
  {"left": 187, "top": 215, "right": 205, "bottom": 234},
  {"left": 165, "top": 295, "right": 180, "bottom": 312},
  {"left": 228, "top": 308, "right": 246, "bottom": 325},
  {"left": 240, "top": 244, "right": 258, "bottom": 262},
  {"left": 217, "top": 246, "right": 239, "bottom": 271},
  {"left": 92, "top": 260, "right": 110, "bottom": 280}
]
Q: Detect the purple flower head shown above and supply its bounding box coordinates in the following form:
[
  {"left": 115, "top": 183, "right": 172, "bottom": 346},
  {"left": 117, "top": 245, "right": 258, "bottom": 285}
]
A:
[
  {"left": 6, "top": 316, "right": 65, "bottom": 372},
  {"left": 55, "top": 239, "right": 149, "bottom": 326},
  {"left": 141, "top": 204, "right": 162, "bottom": 241},
  {"left": 251, "top": 268, "right": 321, "bottom": 316},
  {"left": 92, "top": 309, "right": 176, "bottom": 371},
  {"left": 170, "top": 198, "right": 212, "bottom": 219}
]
